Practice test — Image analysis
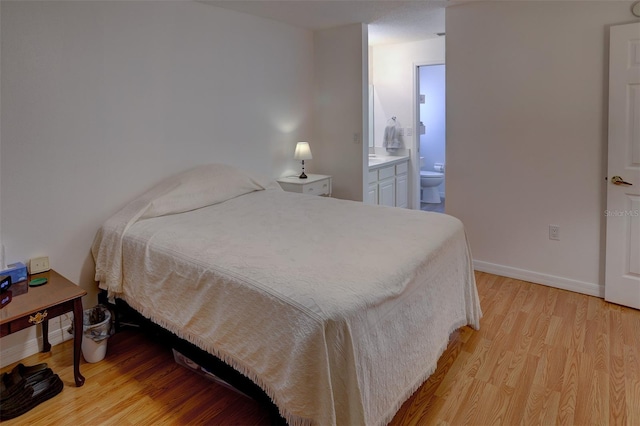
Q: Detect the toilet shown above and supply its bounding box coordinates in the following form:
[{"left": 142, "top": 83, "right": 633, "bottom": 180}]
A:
[{"left": 420, "top": 170, "right": 444, "bottom": 203}]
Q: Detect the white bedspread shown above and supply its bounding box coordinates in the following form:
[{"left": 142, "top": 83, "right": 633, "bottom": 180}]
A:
[{"left": 92, "top": 166, "right": 481, "bottom": 426}]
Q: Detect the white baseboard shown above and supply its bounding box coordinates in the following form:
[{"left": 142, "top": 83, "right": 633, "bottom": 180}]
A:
[
  {"left": 473, "top": 260, "right": 604, "bottom": 298},
  {"left": 1, "top": 317, "right": 74, "bottom": 368}
]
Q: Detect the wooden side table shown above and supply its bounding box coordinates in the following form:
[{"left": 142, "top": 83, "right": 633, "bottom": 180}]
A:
[{"left": 0, "top": 270, "right": 86, "bottom": 387}]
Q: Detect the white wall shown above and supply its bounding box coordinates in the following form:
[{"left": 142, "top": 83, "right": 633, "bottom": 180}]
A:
[
  {"left": 372, "top": 38, "right": 445, "bottom": 148},
  {"left": 313, "top": 23, "right": 368, "bottom": 201},
  {"left": 0, "top": 1, "right": 314, "bottom": 365},
  {"left": 419, "top": 64, "right": 446, "bottom": 197},
  {"left": 371, "top": 37, "right": 445, "bottom": 208},
  {"left": 446, "top": 1, "right": 638, "bottom": 296}
]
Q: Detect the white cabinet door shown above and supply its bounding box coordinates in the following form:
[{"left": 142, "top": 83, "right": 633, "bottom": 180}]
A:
[
  {"left": 368, "top": 160, "right": 409, "bottom": 207},
  {"left": 379, "top": 178, "right": 395, "bottom": 207},
  {"left": 366, "top": 183, "right": 378, "bottom": 205},
  {"left": 396, "top": 173, "right": 408, "bottom": 208}
]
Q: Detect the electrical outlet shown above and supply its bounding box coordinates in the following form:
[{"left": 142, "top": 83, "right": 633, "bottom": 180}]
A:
[
  {"left": 549, "top": 225, "right": 560, "bottom": 241},
  {"left": 29, "top": 256, "right": 50, "bottom": 274}
]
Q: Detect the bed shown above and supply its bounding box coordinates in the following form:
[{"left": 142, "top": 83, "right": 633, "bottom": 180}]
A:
[{"left": 92, "top": 163, "right": 482, "bottom": 426}]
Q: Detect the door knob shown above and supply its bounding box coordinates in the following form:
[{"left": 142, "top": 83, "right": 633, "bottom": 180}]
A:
[{"left": 611, "top": 176, "right": 633, "bottom": 186}]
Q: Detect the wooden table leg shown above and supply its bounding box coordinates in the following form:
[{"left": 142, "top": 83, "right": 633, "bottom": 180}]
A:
[
  {"left": 73, "top": 298, "right": 85, "bottom": 387},
  {"left": 41, "top": 319, "right": 51, "bottom": 352}
]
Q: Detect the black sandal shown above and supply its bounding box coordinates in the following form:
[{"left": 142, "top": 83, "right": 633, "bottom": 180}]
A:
[
  {"left": 0, "top": 374, "right": 64, "bottom": 420},
  {"left": 0, "top": 363, "right": 48, "bottom": 401}
]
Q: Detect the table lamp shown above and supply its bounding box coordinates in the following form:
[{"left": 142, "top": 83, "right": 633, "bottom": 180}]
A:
[{"left": 294, "top": 142, "right": 312, "bottom": 179}]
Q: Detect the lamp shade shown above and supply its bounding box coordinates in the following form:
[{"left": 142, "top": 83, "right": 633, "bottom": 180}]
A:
[{"left": 294, "top": 142, "right": 312, "bottom": 160}]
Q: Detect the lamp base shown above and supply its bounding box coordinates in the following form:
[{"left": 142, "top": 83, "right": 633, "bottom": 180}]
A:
[{"left": 299, "top": 172, "right": 308, "bottom": 179}]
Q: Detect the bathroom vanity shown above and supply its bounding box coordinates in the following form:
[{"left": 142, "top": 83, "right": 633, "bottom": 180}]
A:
[{"left": 366, "top": 155, "right": 409, "bottom": 208}]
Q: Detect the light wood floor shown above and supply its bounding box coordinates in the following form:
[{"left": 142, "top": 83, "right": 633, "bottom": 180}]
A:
[{"left": 2, "top": 272, "right": 639, "bottom": 425}]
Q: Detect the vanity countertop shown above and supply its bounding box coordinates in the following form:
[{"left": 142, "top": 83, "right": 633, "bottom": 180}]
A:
[{"left": 368, "top": 154, "right": 410, "bottom": 170}]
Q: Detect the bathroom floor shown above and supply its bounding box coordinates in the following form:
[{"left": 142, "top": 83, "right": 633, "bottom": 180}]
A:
[{"left": 420, "top": 198, "right": 445, "bottom": 213}]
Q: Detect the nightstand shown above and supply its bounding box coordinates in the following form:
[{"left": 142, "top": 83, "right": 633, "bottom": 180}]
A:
[
  {"left": 277, "top": 174, "right": 332, "bottom": 196},
  {"left": 0, "top": 270, "right": 86, "bottom": 387}
]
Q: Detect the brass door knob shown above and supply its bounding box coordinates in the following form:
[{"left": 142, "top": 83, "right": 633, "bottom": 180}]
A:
[{"left": 611, "top": 176, "right": 633, "bottom": 186}]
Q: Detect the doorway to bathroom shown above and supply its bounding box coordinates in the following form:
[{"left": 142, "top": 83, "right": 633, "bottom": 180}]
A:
[{"left": 416, "top": 63, "right": 445, "bottom": 213}]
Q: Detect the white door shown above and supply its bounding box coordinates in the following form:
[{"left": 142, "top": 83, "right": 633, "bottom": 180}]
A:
[{"left": 605, "top": 22, "right": 640, "bottom": 309}]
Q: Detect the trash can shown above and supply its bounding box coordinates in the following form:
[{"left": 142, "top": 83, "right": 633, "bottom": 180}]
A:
[{"left": 82, "top": 305, "right": 112, "bottom": 363}]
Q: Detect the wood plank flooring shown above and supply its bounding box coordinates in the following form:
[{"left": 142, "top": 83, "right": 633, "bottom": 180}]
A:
[{"left": 2, "top": 272, "right": 639, "bottom": 425}]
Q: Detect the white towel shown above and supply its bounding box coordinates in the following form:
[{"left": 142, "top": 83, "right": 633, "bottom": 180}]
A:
[{"left": 382, "top": 118, "right": 403, "bottom": 151}]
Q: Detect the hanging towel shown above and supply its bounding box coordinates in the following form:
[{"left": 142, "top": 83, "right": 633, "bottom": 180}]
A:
[{"left": 382, "top": 117, "right": 403, "bottom": 151}]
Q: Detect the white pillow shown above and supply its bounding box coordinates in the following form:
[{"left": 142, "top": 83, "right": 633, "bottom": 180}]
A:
[{"left": 140, "top": 164, "right": 278, "bottom": 219}]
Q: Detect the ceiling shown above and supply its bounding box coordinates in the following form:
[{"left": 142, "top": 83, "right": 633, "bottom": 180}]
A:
[{"left": 202, "top": 1, "right": 447, "bottom": 45}]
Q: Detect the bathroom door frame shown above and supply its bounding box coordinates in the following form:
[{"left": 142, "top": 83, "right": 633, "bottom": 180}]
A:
[{"left": 412, "top": 60, "right": 445, "bottom": 210}]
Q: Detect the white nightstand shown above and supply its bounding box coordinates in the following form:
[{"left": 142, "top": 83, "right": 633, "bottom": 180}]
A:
[{"left": 277, "top": 174, "right": 332, "bottom": 197}]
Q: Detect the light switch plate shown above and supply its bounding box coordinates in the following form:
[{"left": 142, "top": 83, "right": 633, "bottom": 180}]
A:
[{"left": 29, "top": 256, "right": 50, "bottom": 274}]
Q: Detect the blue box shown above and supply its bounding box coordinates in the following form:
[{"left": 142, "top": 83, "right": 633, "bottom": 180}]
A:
[{"left": 1, "top": 262, "right": 28, "bottom": 284}]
